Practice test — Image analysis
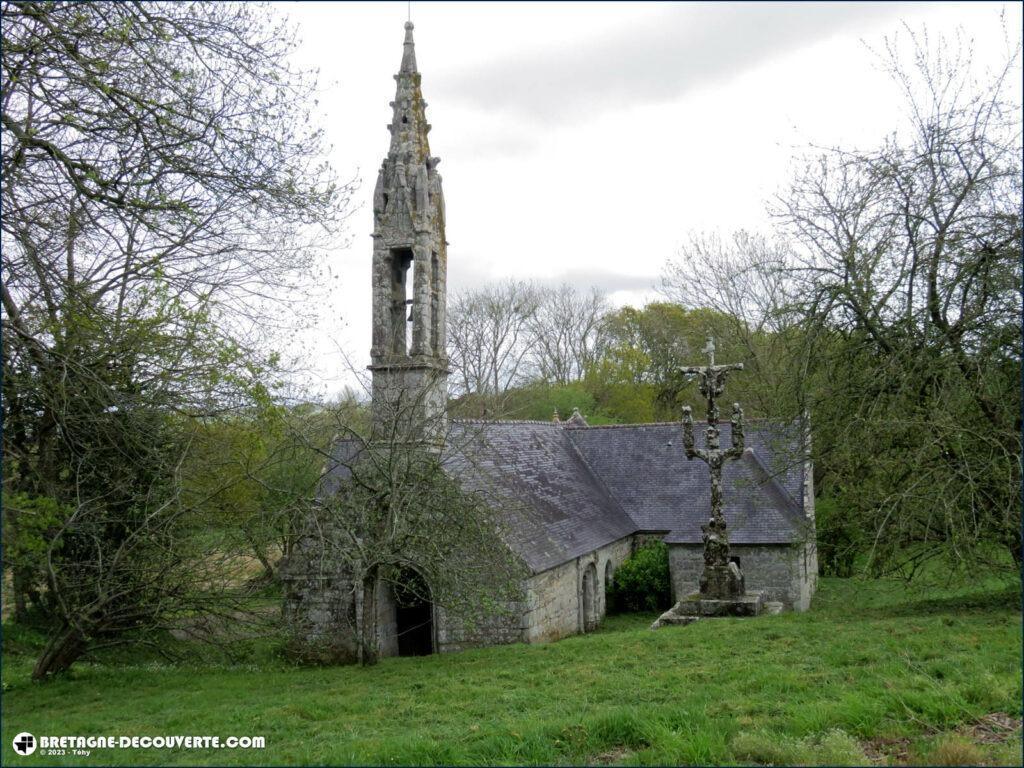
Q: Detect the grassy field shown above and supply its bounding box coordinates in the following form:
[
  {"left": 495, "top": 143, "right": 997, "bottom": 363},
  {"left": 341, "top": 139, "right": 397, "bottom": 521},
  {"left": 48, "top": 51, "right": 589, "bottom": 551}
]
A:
[{"left": 2, "top": 576, "right": 1020, "bottom": 766}]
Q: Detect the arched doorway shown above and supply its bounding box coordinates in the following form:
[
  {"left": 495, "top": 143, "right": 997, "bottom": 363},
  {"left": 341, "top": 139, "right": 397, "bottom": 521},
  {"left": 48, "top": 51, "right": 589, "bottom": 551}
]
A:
[
  {"left": 393, "top": 568, "right": 434, "bottom": 656},
  {"left": 582, "top": 562, "right": 598, "bottom": 632}
]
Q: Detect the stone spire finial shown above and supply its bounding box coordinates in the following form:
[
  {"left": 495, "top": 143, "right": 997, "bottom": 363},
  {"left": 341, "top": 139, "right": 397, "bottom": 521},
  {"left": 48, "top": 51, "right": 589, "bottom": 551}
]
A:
[
  {"left": 400, "top": 21, "right": 417, "bottom": 74},
  {"left": 566, "top": 408, "right": 588, "bottom": 427}
]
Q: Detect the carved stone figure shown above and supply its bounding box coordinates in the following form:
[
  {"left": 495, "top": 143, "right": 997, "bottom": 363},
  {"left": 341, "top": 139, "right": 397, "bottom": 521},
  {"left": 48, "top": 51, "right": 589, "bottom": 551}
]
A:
[
  {"left": 415, "top": 161, "right": 428, "bottom": 215},
  {"left": 373, "top": 162, "right": 387, "bottom": 219}
]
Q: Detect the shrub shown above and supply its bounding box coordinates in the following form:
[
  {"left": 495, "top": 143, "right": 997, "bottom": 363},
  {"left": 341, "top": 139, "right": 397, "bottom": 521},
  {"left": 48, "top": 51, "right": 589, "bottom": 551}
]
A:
[
  {"left": 922, "top": 735, "right": 984, "bottom": 766},
  {"left": 606, "top": 541, "right": 671, "bottom": 613},
  {"left": 815, "top": 496, "right": 861, "bottom": 577},
  {"left": 814, "top": 729, "right": 871, "bottom": 765}
]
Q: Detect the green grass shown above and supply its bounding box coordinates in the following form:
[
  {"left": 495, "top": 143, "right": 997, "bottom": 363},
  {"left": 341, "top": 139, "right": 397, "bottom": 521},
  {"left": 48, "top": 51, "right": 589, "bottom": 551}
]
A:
[{"left": 2, "top": 577, "right": 1020, "bottom": 766}]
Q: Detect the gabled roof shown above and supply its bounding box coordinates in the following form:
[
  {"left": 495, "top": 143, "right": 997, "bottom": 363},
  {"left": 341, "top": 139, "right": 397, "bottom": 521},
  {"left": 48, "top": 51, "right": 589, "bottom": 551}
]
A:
[
  {"left": 320, "top": 419, "right": 809, "bottom": 575},
  {"left": 564, "top": 422, "right": 807, "bottom": 546},
  {"left": 443, "top": 422, "right": 638, "bottom": 574}
]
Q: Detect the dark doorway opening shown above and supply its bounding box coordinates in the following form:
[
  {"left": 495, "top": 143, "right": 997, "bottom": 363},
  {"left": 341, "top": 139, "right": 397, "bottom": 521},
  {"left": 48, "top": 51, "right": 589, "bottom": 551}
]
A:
[{"left": 394, "top": 568, "right": 433, "bottom": 656}]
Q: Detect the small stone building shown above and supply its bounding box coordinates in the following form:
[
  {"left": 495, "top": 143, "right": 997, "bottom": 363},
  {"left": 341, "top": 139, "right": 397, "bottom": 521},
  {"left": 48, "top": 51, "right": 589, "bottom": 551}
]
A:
[{"left": 281, "top": 23, "right": 816, "bottom": 661}]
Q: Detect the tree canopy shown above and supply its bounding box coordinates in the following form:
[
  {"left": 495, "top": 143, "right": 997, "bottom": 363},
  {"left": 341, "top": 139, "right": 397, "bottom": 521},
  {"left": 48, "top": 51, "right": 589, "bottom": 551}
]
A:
[{"left": 1, "top": 0, "right": 351, "bottom": 677}]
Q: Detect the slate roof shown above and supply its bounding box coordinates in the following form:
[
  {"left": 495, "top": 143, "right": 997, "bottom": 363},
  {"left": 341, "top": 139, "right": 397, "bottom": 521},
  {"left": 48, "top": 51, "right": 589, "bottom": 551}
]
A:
[
  {"left": 443, "top": 422, "right": 638, "bottom": 573},
  {"left": 564, "top": 422, "right": 807, "bottom": 546},
  {"left": 321, "top": 419, "right": 809, "bottom": 575},
  {"left": 320, "top": 439, "right": 366, "bottom": 496}
]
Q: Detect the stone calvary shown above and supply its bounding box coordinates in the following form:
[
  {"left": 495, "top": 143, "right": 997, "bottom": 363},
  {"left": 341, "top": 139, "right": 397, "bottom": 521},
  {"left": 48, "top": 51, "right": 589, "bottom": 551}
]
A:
[{"left": 653, "top": 338, "right": 774, "bottom": 628}]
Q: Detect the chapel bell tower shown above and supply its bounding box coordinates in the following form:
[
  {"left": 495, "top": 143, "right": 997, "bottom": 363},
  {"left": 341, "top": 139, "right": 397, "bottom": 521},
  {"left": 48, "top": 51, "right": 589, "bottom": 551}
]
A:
[{"left": 369, "top": 22, "right": 449, "bottom": 433}]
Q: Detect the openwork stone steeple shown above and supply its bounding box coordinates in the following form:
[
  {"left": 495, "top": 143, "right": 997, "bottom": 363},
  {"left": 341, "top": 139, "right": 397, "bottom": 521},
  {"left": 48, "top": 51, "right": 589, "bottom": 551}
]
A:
[{"left": 369, "top": 22, "right": 448, "bottom": 434}]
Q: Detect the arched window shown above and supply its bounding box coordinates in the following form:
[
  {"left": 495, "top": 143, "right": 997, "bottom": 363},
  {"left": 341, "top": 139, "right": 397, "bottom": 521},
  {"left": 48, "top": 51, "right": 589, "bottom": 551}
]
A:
[{"left": 582, "top": 562, "right": 599, "bottom": 632}]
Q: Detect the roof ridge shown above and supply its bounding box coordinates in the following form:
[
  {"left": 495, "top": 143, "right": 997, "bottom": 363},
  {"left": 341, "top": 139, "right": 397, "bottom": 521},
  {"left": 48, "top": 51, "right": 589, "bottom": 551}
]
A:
[
  {"left": 562, "top": 419, "right": 791, "bottom": 430},
  {"left": 453, "top": 418, "right": 792, "bottom": 429},
  {"left": 741, "top": 449, "right": 803, "bottom": 522},
  {"left": 560, "top": 429, "right": 641, "bottom": 536},
  {"left": 452, "top": 418, "right": 561, "bottom": 426}
]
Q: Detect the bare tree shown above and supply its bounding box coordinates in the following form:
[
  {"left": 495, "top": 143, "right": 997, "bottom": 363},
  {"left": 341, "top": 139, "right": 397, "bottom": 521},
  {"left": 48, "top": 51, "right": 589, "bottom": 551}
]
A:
[
  {"left": 447, "top": 280, "right": 543, "bottom": 401},
  {"left": 27, "top": 460, "right": 287, "bottom": 679},
  {"left": 661, "top": 231, "right": 804, "bottom": 418},
  {"left": 662, "top": 231, "right": 798, "bottom": 336},
  {"left": 775, "top": 23, "right": 1022, "bottom": 574},
  {"left": 1, "top": 1, "right": 351, "bottom": 673},
  {"left": 530, "top": 284, "right": 610, "bottom": 385},
  {"left": 282, "top": 382, "right": 528, "bottom": 666}
]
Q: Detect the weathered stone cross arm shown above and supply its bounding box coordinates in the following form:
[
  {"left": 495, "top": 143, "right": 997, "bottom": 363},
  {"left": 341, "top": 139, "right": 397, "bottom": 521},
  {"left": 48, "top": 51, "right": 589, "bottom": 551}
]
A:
[
  {"left": 677, "top": 336, "right": 744, "bottom": 404},
  {"left": 678, "top": 361, "right": 745, "bottom": 376},
  {"left": 681, "top": 402, "right": 746, "bottom": 462},
  {"left": 678, "top": 337, "right": 746, "bottom": 463},
  {"left": 678, "top": 361, "right": 745, "bottom": 403}
]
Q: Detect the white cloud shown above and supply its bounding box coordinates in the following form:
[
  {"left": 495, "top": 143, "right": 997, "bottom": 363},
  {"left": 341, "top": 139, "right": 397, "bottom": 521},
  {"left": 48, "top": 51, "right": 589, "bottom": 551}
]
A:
[{"left": 281, "top": 1, "right": 1022, "bottom": 397}]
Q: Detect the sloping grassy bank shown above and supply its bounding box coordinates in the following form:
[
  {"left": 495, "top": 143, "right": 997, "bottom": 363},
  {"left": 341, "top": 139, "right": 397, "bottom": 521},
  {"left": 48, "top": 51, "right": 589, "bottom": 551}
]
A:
[{"left": 2, "top": 576, "right": 1020, "bottom": 765}]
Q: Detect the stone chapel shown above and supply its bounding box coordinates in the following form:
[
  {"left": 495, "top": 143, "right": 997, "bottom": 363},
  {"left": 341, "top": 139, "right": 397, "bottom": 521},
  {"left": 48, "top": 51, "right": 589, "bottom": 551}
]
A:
[{"left": 282, "top": 22, "right": 817, "bottom": 661}]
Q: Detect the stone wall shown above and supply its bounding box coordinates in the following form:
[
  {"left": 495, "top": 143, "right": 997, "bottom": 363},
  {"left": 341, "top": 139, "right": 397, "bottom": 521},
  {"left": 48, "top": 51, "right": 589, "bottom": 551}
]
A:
[
  {"left": 375, "top": 577, "right": 400, "bottom": 657},
  {"left": 281, "top": 567, "right": 359, "bottom": 664},
  {"left": 287, "top": 529, "right": 823, "bottom": 661},
  {"left": 522, "top": 558, "right": 578, "bottom": 642},
  {"left": 793, "top": 541, "right": 816, "bottom": 612},
  {"left": 282, "top": 537, "right": 638, "bottom": 660},
  {"left": 434, "top": 601, "right": 523, "bottom": 654},
  {"left": 668, "top": 543, "right": 811, "bottom": 610},
  {"left": 523, "top": 536, "right": 633, "bottom": 642},
  {"left": 285, "top": 527, "right": 818, "bottom": 664}
]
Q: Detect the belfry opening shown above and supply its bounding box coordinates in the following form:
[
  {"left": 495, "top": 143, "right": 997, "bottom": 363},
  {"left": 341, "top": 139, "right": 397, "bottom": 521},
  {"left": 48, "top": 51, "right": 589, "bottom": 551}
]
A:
[{"left": 389, "top": 247, "right": 414, "bottom": 355}]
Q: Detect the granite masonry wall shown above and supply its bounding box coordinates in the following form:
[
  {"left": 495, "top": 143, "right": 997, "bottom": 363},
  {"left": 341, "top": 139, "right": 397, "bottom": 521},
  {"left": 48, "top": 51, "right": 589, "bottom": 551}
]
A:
[
  {"left": 523, "top": 536, "right": 633, "bottom": 642},
  {"left": 281, "top": 568, "right": 359, "bottom": 664},
  {"left": 283, "top": 535, "right": 637, "bottom": 662},
  {"left": 668, "top": 542, "right": 814, "bottom": 610}
]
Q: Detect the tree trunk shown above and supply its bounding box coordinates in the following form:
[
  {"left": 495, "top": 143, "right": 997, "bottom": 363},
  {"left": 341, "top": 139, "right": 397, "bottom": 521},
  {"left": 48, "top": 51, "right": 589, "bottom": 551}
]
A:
[
  {"left": 4, "top": 499, "right": 30, "bottom": 623},
  {"left": 32, "top": 623, "right": 86, "bottom": 680},
  {"left": 251, "top": 544, "right": 276, "bottom": 581},
  {"left": 360, "top": 573, "right": 379, "bottom": 666},
  {"left": 354, "top": 578, "right": 364, "bottom": 666},
  {"left": 281, "top": 522, "right": 293, "bottom": 560},
  {"left": 242, "top": 527, "right": 275, "bottom": 580}
]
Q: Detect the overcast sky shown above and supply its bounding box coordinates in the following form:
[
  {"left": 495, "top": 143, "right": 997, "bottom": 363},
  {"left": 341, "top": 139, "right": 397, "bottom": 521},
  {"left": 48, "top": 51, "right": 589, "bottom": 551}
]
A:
[{"left": 278, "top": 1, "right": 1021, "bottom": 399}]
